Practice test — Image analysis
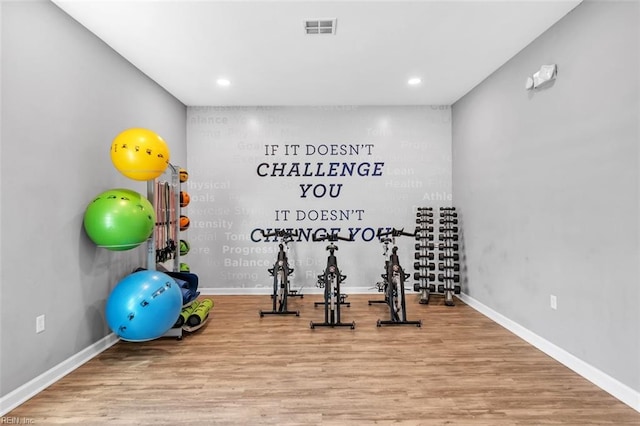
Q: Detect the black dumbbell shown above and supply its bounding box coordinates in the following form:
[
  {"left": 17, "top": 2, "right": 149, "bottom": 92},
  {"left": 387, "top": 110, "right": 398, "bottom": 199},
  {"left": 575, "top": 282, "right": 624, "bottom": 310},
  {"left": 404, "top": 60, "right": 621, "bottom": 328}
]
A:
[
  {"left": 415, "top": 233, "right": 434, "bottom": 241},
  {"left": 416, "top": 217, "right": 434, "bottom": 225},
  {"left": 439, "top": 218, "right": 458, "bottom": 225},
  {"left": 415, "top": 242, "right": 435, "bottom": 251},
  {"left": 438, "top": 243, "right": 459, "bottom": 250},
  {"left": 414, "top": 253, "right": 435, "bottom": 261},
  {"left": 414, "top": 260, "right": 436, "bottom": 270},
  {"left": 438, "top": 252, "right": 459, "bottom": 261},
  {"left": 438, "top": 262, "right": 460, "bottom": 271},
  {"left": 438, "top": 234, "right": 459, "bottom": 241},
  {"left": 439, "top": 207, "right": 456, "bottom": 211},
  {"left": 438, "top": 284, "right": 461, "bottom": 294},
  {"left": 415, "top": 225, "right": 434, "bottom": 232},
  {"left": 437, "top": 273, "right": 460, "bottom": 282},
  {"left": 414, "top": 271, "right": 436, "bottom": 281},
  {"left": 413, "top": 263, "right": 435, "bottom": 273},
  {"left": 414, "top": 280, "right": 435, "bottom": 291},
  {"left": 439, "top": 226, "right": 459, "bottom": 233},
  {"left": 416, "top": 210, "right": 434, "bottom": 218},
  {"left": 440, "top": 212, "right": 458, "bottom": 218}
]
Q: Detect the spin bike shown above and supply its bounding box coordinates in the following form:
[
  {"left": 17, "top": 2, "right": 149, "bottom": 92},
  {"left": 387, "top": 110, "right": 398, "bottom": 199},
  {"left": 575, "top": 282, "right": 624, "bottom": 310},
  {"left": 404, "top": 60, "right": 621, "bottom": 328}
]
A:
[
  {"left": 375, "top": 228, "right": 422, "bottom": 327},
  {"left": 310, "top": 232, "right": 355, "bottom": 329},
  {"left": 259, "top": 229, "right": 301, "bottom": 317},
  {"left": 368, "top": 234, "right": 393, "bottom": 306}
]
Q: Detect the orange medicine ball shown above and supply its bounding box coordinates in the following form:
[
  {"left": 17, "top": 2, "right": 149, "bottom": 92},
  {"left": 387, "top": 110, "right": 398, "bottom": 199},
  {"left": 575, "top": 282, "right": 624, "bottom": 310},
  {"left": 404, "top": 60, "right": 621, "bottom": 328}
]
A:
[
  {"left": 180, "top": 191, "right": 190, "bottom": 207},
  {"left": 180, "top": 215, "right": 190, "bottom": 231},
  {"left": 179, "top": 168, "right": 189, "bottom": 183}
]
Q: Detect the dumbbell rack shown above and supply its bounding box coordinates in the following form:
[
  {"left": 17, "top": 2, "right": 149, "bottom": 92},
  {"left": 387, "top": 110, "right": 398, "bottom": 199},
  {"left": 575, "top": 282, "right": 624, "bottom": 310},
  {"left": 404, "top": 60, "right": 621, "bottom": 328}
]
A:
[
  {"left": 436, "top": 207, "right": 461, "bottom": 306},
  {"left": 413, "top": 207, "right": 436, "bottom": 304},
  {"left": 413, "top": 207, "right": 462, "bottom": 306}
]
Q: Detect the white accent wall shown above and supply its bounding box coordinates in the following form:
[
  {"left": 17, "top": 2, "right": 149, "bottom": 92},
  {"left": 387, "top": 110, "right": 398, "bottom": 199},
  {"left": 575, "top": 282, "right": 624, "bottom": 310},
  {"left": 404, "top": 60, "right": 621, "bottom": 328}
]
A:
[{"left": 185, "top": 106, "right": 452, "bottom": 293}]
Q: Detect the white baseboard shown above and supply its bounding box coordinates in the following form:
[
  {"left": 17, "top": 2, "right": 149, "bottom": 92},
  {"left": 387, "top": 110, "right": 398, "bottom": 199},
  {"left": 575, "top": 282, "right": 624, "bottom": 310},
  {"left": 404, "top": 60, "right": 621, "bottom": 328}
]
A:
[
  {"left": 458, "top": 293, "right": 640, "bottom": 413},
  {"left": 0, "top": 333, "right": 120, "bottom": 416}
]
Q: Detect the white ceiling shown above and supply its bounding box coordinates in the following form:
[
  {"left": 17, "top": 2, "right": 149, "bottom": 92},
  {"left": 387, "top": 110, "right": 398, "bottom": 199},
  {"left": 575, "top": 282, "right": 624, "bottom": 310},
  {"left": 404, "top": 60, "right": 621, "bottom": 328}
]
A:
[{"left": 52, "top": 0, "right": 582, "bottom": 106}]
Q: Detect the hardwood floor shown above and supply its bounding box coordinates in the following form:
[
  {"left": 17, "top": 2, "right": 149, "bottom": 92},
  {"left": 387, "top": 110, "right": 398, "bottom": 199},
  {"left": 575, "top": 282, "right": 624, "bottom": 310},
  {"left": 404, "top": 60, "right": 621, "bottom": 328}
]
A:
[{"left": 7, "top": 294, "right": 639, "bottom": 425}]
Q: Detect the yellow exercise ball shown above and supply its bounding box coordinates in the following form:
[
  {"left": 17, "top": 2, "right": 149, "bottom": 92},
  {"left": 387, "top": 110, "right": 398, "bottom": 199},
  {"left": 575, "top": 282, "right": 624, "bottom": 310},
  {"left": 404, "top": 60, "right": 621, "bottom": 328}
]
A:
[{"left": 110, "top": 128, "right": 170, "bottom": 181}]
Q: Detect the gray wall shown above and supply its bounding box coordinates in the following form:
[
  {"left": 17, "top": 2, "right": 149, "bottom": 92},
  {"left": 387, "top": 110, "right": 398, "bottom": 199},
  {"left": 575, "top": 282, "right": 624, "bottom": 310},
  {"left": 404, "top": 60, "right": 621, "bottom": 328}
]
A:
[
  {"left": 0, "top": 0, "right": 186, "bottom": 397},
  {"left": 452, "top": 0, "right": 639, "bottom": 392}
]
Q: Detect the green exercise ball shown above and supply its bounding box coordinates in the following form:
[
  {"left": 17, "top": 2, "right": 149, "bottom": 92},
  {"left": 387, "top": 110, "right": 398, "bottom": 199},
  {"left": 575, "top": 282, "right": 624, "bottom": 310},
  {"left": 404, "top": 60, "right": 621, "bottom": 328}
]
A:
[{"left": 83, "top": 188, "right": 155, "bottom": 251}]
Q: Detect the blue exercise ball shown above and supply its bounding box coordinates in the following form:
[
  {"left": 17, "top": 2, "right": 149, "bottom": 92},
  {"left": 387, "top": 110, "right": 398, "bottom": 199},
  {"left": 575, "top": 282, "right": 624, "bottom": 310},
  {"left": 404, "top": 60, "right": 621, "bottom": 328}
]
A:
[{"left": 106, "top": 270, "right": 183, "bottom": 342}]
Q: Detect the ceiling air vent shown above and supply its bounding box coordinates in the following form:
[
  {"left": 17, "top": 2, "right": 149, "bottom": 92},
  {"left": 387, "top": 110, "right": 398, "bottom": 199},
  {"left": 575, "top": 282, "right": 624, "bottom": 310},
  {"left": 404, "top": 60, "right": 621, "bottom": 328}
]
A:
[{"left": 304, "top": 18, "right": 337, "bottom": 35}]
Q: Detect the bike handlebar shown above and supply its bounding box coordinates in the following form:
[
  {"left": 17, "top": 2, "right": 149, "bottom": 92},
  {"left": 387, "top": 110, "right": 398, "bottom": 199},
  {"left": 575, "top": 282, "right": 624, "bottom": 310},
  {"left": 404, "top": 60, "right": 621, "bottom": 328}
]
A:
[
  {"left": 377, "top": 228, "right": 416, "bottom": 239},
  {"left": 312, "top": 232, "right": 354, "bottom": 242},
  {"left": 261, "top": 229, "right": 299, "bottom": 239}
]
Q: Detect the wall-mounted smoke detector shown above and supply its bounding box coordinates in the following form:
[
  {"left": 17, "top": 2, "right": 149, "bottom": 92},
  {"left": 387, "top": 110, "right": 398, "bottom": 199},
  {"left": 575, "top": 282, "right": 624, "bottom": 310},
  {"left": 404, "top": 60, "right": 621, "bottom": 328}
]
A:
[{"left": 304, "top": 18, "right": 337, "bottom": 35}]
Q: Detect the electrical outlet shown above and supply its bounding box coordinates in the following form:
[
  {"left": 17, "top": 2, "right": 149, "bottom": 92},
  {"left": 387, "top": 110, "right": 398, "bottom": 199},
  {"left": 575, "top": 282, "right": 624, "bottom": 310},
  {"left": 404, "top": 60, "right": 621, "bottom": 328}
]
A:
[
  {"left": 36, "top": 315, "right": 45, "bottom": 333},
  {"left": 550, "top": 295, "right": 557, "bottom": 310}
]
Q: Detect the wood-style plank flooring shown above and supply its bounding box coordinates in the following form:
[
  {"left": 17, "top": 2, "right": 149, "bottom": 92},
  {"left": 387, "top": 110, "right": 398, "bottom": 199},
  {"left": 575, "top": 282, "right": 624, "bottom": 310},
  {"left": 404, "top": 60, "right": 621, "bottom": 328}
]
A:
[{"left": 7, "top": 294, "right": 639, "bottom": 425}]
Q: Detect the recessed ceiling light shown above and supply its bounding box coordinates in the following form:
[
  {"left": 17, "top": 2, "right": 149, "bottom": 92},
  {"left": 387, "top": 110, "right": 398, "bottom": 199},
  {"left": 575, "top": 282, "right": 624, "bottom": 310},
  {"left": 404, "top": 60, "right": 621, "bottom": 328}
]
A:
[
  {"left": 408, "top": 77, "right": 422, "bottom": 86},
  {"left": 216, "top": 78, "right": 231, "bottom": 87}
]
